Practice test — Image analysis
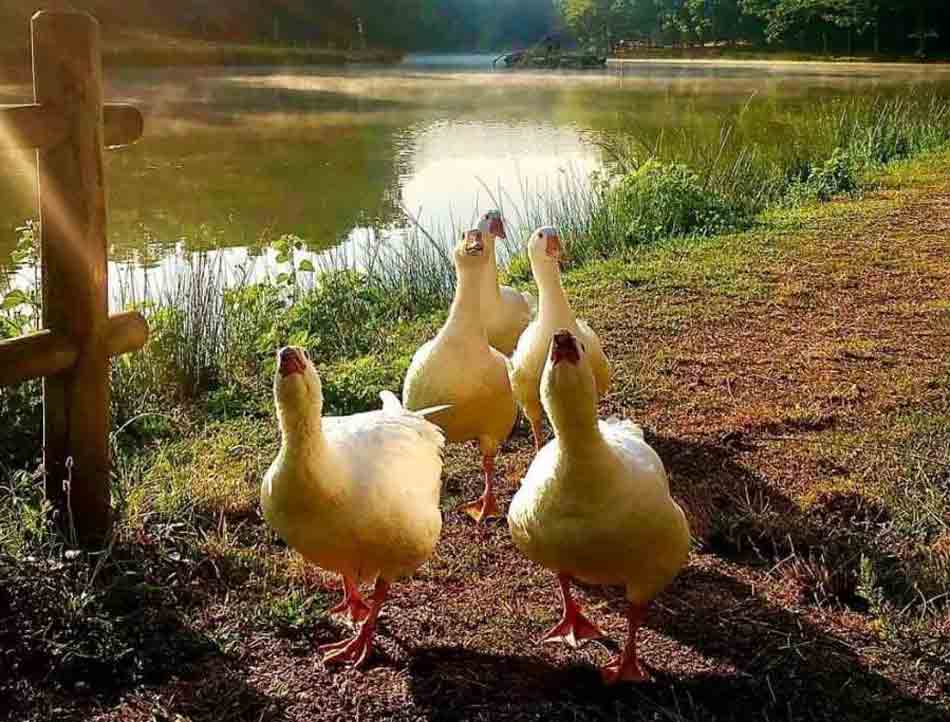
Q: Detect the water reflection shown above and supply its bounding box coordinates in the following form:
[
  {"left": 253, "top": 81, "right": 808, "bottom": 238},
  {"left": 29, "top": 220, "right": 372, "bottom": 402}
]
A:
[{"left": 2, "top": 55, "right": 950, "bottom": 302}]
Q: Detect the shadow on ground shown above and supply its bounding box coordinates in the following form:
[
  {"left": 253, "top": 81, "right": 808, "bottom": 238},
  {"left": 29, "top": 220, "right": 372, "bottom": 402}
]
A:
[
  {"left": 0, "top": 551, "right": 290, "bottom": 722},
  {"left": 405, "top": 432, "right": 949, "bottom": 721},
  {"left": 407, "top": 569, "right": 946, "bottom": 722}
]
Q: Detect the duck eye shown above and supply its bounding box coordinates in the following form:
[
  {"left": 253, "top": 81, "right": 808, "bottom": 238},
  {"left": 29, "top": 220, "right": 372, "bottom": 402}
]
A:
[
  {"left": 538, "top": 232, "right": 543, "bottom": 238},
  {"left": 581, "top": 343, "right": 587, "bottom": 352}
]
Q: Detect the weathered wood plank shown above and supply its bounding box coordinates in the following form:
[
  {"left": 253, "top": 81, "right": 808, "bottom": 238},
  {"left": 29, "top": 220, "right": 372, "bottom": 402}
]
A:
[
  {"left": 105, "top": 310, "right": 149, "bottom": 357},
  {"left": 0, "top": 102, "right": 142, "bottom": 150},
  {"left": 0, "top": 329, "right": 77, "bottom": 387},
  {"left": 0, "top": 103, "right": 68, "bottom": 149},
  {"left": 0, "top": 311, "right": 149, "bottom": 389},
  {"left": 33, "top": 9, "right": 112, "bottom": 543},
  {"left": 103, "top": 104, "right": 144, "bottom": 148}
]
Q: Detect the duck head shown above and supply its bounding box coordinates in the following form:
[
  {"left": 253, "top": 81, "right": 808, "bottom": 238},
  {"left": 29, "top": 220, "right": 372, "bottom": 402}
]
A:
[
  {"left": 454, "top": 229, "right": 487, "bottom": 272},
  {"left": 528, "top": 225, "right": 563, "bottom": 267},
  {"left": 541, "top": 329, "right": 598, "bottom": 437},
  {"left": 477, "top": 210, "right": 507, "bottom": 250},
  {"left": 274, "top": 346, "right": 323, "bottom": 436}
]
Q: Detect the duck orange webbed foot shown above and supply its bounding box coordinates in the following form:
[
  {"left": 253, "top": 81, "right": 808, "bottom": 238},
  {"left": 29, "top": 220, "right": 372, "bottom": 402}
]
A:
[
  {"left": 542, "top": 574, "right": 605, "bottom": 648},
  {"left": 457, "top": 489, "right": 500, "bottom": 524},
  {"left": 600, "top": 655, "right": 650, "bottom": 685},
  {"left": 458, "top": 454, "right": 502, "bottom": 524},
  {"left": 319, "top": 577, "right": 389, "bottom": 669},
  {"left": 329, "top": 576, "right": 371, "bottom": 623},
  {"left": 328, "top": 596, "right": 371, "bottom": 624},
  {"left": 542, "top": 607, "right": 604, "bottom": 648},
  {"left": 319, "top": 631, "right": 375, "bottom": 668},
  {"left": 599, "top": 602, "right": 650, "bottom": 685}
]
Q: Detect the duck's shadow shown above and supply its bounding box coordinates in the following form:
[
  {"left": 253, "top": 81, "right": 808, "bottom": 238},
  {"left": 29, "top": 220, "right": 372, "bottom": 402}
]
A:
[
  {"left": 405, "top": 566, "right": 947, "bottom": 721},
  {"left": 404, "top": 431, "right": 947, "bottom": 721}
]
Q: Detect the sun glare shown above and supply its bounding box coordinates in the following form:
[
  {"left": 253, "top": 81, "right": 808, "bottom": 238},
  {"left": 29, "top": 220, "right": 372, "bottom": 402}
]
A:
[{"left": 0, "top": 106, "right": 98, "bottom": 278}]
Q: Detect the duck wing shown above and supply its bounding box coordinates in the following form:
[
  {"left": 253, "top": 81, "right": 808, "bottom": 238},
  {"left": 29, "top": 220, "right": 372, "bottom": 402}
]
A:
[{"left": 577, "top": 318, "right": 610, "bottom": 397}]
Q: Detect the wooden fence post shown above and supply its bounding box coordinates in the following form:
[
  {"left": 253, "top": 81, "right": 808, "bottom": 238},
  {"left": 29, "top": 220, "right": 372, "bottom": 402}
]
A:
[
  {"left": 33, "top": 10, "right": 112, "bottom": 542},
  {"left": 0, "top": 10, "right": 147, "bottom": 545}
]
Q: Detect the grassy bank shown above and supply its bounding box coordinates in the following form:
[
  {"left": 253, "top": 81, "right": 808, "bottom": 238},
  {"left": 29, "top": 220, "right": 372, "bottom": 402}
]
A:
[{"left": 1, "top": 95, "right": 949, "bottom": 720}]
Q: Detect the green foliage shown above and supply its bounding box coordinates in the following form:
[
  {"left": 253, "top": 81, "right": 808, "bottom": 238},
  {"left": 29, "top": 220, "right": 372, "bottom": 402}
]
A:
[
  {"left": 545, "top": 92, "right": 950, "bottom": 266},
  {"left": 0, "top": 468, "right": 52, "bottom": 555},
  {"left": 600, "top": 160, "right": 744, "bottom": 252},
  {"left": 571, "top": 0, "right": 950, "bottom": 57},
  {"left": 0, "top": 0, "right": 560, "bottom": 53},
  {"left": 104, "top": 238, "right": 448, "bottom": 425},
  {"left": 255, "top": 589, "right": 327, "bottom": 636},
  {"left": 261, "top": 269, "right": 409, "bottom": 362},
  {"left": 321, "top": 355, "right": 410, "bottom": 416},
  {"left": 0, "top": 224, "right": 42, "bottom": 471},
  {"left": 788, "top": 147, "right": 860, "bottom": 202}
]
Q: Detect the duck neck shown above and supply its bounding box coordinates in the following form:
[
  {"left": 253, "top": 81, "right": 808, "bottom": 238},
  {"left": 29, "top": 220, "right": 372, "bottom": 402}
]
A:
[
  {"left": 548, "top": 385, "right": 603, "bottom": 455},
  {"left": 480, "top": 242, "right": 502, "bottom": 307},
  {"left": 447, "top": 263, "right": 487, "bottom": 339},
  {"left": 554, "top": 411, "right": 603, "bottom": 455},
  {"left": 278, "top": 407, "right": 325, "bottom": 459},
  {"left": 534, "top": 259, "right": 572, "bottom": 324}
]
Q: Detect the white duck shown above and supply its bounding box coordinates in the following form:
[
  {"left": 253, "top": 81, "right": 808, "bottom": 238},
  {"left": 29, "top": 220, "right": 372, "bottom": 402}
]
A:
[
  {"left": 510, "top": 226, "right": 610, "bottom": 450},
  {"left": 403, "top": 229, "right": 518, "bottom": 524},
  {"left": 507, "top": 330, "right": 689, "bottom": 684},
  {"left": 476, "top": 210, "right": 535, "bottom": 355},
  {"left": 261, "top": 346, "right": 446, "bottom": 667}
]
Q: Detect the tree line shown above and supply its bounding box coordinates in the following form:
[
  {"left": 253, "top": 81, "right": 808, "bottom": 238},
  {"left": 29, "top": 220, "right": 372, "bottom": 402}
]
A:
[
  {"left": 560, "top": 1, "right": 950, "bottom": 57},
  {"left": 0, "top": 1, "right": 556, "bottom": 52},
  {"left": 0, "top": 1, "right": 947, "bottom": 57}
]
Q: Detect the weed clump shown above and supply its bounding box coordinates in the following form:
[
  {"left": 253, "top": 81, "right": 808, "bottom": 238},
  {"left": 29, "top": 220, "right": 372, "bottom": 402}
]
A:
[
  {"left": 598, "top": 160, "right": 744, "bottom": 253},
  {"left": 787, "top": 148, "right": 860, "bottom": 204}
]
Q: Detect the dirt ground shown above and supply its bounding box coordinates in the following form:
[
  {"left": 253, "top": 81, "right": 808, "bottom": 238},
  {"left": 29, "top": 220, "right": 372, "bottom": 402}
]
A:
[{"left": 2, "top": 165, "right": 949, "bottom": 721}]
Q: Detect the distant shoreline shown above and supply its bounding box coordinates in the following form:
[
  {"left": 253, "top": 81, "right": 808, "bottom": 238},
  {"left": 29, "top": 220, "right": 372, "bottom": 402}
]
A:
[
  {"left": 0, "top": 41, "right": 403, "bottom": 82},
  {"left": 610, "top": 47, "right": 950, "bottom": 66}
]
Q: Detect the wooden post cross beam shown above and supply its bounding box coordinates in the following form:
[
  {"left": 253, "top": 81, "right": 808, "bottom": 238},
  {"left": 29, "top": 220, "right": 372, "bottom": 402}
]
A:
[{"left": 0, "top": 10, "right": 148, "bottom": 544}]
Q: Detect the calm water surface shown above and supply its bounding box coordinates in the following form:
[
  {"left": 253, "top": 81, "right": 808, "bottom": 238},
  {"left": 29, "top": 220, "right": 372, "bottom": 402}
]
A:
[{"left": 1, "top": 55, "right": 949, "bottom": 294}]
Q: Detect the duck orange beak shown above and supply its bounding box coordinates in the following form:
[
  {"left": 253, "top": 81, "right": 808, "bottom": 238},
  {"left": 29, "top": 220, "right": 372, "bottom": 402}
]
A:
[
  {"left": 546, "top": 233, "right": 563, "bottom": 260},
  {"left": 551, "top": 330, "right": 580, "bottom": 366},
  {"left": 464, "top": 230, "right": 485, "bottom": 255},
  {"left": 278, "top": 347, "right": 306, "bottom": 377}
]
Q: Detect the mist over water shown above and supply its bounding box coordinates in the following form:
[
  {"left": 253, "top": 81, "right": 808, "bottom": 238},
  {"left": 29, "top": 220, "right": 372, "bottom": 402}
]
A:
[{"left": 2, "top": 54, "right": 950, "bottom": 302}]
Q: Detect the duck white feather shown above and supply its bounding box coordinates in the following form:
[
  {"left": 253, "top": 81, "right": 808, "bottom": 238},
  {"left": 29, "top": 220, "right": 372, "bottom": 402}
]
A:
[
  {"left": 477, "top": 211, "right": 535, "bottom": 355},
  {"left": 403, "top": 229, "right": 518, "bottom": 523},
  {"left": 510, "top": 226, "right": 610, "bottom": 449},
  {"left": 262, "top": 347, "right": 445, "bottom": 667},
  {"left": 507, "top": 331, "right": 688, "bottom": 684}
]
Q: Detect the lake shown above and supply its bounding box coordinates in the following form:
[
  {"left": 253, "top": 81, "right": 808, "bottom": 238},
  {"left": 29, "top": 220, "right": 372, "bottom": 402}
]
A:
[{"left": 1, "top": 55, "right": 949, "bottom": 295}]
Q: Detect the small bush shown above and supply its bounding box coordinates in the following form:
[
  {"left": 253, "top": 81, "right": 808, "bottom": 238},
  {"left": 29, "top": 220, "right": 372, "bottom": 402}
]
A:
[
  {"left": 597, "top": 160, "right": 745, "bottom": 254},
  {"left": 320, "top": 355, "right": 409, "bottom": 416},
  {"left": 788, "top": 148, "right": 860, "bottom": 203}
]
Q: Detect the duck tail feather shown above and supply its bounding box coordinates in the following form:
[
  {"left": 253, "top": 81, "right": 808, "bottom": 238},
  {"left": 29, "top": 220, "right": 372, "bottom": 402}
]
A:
[
  {"left": 413, "top": 404, "right": 452, "bottom": 419},
  {"left": 379, "top": 390, "right": 403, "bottom": 413}
]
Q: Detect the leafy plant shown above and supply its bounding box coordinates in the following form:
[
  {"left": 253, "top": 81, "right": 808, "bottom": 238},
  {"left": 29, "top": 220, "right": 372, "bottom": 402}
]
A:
[{"left": 598, "top": 160, "right": 745, "bottom": 253}]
